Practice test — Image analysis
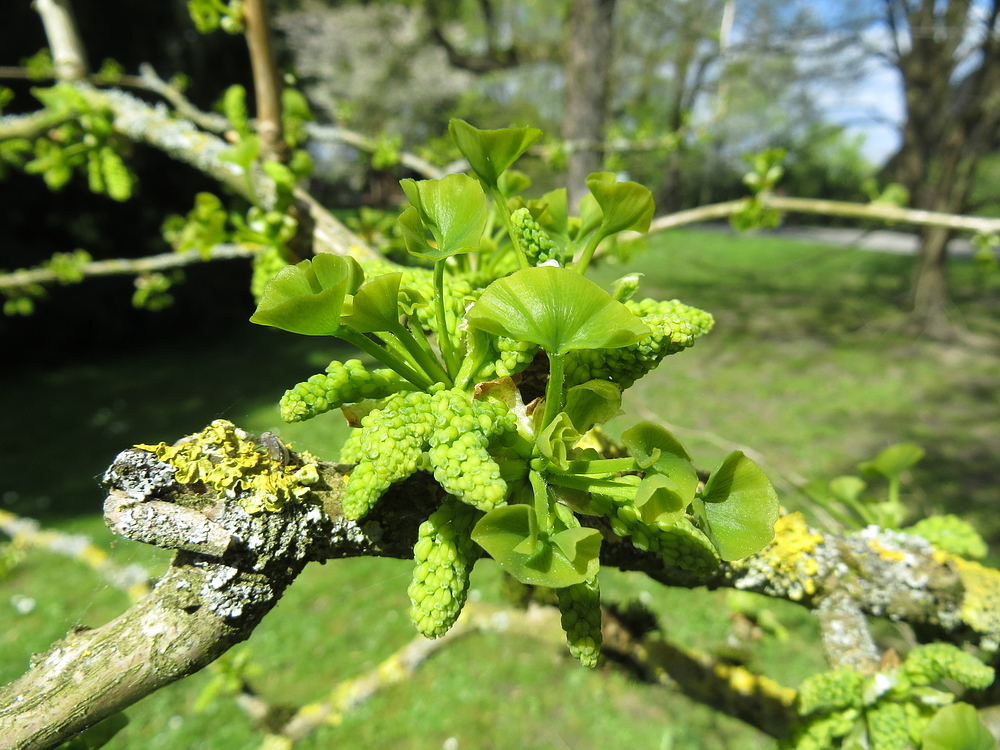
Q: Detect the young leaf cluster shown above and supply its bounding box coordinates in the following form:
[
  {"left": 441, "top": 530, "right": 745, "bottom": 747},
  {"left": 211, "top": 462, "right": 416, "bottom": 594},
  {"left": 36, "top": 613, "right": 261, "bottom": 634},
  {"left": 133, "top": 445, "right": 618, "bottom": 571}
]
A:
[
  {"left": 9, "top": 83, "right": 135, "bottom": 201},
  {"left": 253, "top": 120, "right": 780, "bottom": 664}
]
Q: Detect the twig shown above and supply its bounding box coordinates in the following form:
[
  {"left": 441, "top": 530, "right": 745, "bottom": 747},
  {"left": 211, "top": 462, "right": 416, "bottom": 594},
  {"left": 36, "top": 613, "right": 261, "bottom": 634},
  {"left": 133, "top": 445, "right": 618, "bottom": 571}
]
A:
[
  {"left": 0, "top": 244, "right": 256, "bottom": 291},
  {"left": 243, "top": 0, "right": 285, "bottom": 162},
  {"left": 0, "top": 66, "right": 145, "bottom": 89},
  {"left": 0, "top": 509, "right": 151, "bottom": 602},
  {"left": 136, "top": 64, "right": 229, "bottom": 133},
  {"left": 238, "top": 599, "right": 796, "bottom": 746},
  {"left": 601, "top": 607, "right": 797, "bottom": 740},
  {"left": 33, "top": 0, "right": 88, "bottom": 80},
  {"left": 268, "top": 603, "right": 562, "bottom": 746},
  {"left": 306, "top": 123, "right": 466, "bottom": 180},
  {"left": 640, "top": 196, "right": 1000, "bottom": 238}
]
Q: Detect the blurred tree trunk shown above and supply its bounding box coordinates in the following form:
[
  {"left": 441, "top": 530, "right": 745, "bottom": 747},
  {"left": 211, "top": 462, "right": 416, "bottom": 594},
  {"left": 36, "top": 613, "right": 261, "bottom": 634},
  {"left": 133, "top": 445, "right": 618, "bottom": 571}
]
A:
[
  {"left": 883, "top": 0, "right": 1000, "bottom": 335},
  {"left": 563, "top": 0, "right": 616, "bottom": 209}
]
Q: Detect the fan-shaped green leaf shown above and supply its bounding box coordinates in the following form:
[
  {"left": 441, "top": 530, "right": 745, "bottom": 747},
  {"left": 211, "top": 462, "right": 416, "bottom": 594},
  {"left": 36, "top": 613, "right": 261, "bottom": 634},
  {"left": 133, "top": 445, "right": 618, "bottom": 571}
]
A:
[
  {"left": 472, "top": 505, "right": 600, "bottom": 587},
  {"left": 563, "top": 380, "right": 623, "bottom": 434},
  {"left": 635, "top": 474, "right": 687, "bottom": 526},
  {"left": 858, "top": 443, "right": 925, "bottom": 481},
  {"left": 466, "top": 266, "right": 650, "bottom": 354},
  {"left": 586, "top": 172, "right": 655, "bottom": 235},
  {"left": 448, "top": 119, "right": 542, "bottom": 188},
  {"left": 398, "top": 174, "right": 488, "bottom": 260},
  {"left": 922, "top": 703, "right": 996, "bottom": 750},
  {"left": 250, "top": 254, "right": 360, "bottom": 335},
  {"left": 621, "top": 422, "right": 697, "bottom": 502},
  {"left": 696, "top": 451, "right": 779, "bottom": 561},
  {"left": 340, "top": 272, "right": 403, "bottom": 333}
]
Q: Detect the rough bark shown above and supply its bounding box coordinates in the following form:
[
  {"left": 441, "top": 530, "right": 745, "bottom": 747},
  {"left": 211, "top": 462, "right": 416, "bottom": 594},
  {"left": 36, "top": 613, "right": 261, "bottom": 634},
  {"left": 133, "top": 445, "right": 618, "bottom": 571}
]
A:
[
  {"left": 0, "top": 447, "right": 438, "bottom": 750},
  {"left": 563, "top": 0, "right": 616, "bottom": 209},
  {"left": 882, "top": 0, "right": 1000, "bottom": 331},
  {"left": 2, "top": 436, "right": 997, "bottom": 749}
]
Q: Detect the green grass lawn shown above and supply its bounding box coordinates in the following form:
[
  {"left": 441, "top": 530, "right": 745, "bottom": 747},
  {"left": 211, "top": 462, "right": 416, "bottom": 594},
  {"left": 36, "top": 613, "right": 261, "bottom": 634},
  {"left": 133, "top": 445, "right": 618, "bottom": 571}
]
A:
[{"left": 2, "top": 228, "right": 997, "bottom": 748}]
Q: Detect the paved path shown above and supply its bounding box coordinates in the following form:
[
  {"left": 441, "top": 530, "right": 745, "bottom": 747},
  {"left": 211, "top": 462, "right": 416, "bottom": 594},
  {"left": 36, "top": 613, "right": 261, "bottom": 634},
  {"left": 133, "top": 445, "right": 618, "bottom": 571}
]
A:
[{"left": 691, "top": 222, "right": 977, "bottom": 256}]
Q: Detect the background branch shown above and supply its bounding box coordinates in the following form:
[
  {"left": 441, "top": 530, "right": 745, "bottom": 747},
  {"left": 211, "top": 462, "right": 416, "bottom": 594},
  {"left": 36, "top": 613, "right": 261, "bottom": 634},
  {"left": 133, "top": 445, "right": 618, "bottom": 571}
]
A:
[
  {"left": 242, "top": 0, "right": 285, "bottom": 162},
  {"left": 33, "top": 0, "right": 88, "bottom": 80},
  {"left": 0, "top": 244, "right": 255, "bottom": 292}
]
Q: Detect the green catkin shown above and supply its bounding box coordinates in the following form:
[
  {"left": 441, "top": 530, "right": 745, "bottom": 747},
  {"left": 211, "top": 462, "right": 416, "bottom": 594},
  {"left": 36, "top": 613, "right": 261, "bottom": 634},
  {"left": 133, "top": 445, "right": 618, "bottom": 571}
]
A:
[
  {"left": 901, "top": 643, "right": 995, "bottom": 689},
  {"left": 86, "top": 149, "right": 105, "bottom": 195},
  {"left": 866, "top": 702, "right": 910, "bottom": 750},
  {"left": 407, "top": 497, "right": 480, "bottom": 638},
  {"left": 342, "top": 386, "right": 517, "bottom": 520},
  {"left": 100, "top": 145, "right": 132, "bottom": 201},
  {"left": 564, "top": 298, "right": 714, "bottom": 389},
  {"left": 782, "top": 710, "right": 859, "bottom": 750},
  {"left": 426, "top": 388, "right": 517, "bottom": 511},
  {"left": 339, "top": 428, "right": 364, "bottom": 464},
  {"left": 604, "top": 496, "right": 720, "bottom": 575},
  {"left": 510, "top": 207, "right": 562, "bottom": 266},
  {"left": 796, "top": 669, "right": 865, "bottom": 715},
  {"left": 557, "top": 576, "right": 602, "bottom": 667},
  {"left": 342, "top": 390, "right": 437, "bottom": 520},
  {"left": 280, "top": 359, "right": 408, "bottom": 422},
  {"left": 495, "top": 336, "right": 539, "bottom": 377}
]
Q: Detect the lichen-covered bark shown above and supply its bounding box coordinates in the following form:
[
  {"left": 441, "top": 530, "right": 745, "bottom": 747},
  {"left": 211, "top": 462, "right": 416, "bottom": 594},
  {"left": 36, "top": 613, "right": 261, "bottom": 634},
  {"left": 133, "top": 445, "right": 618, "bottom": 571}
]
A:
[
  {"left": 0, "top": 446, "right": 433, "bottom": 750},
  {"left": 1, "top": 437, "right": 998, "bottom": 749}
]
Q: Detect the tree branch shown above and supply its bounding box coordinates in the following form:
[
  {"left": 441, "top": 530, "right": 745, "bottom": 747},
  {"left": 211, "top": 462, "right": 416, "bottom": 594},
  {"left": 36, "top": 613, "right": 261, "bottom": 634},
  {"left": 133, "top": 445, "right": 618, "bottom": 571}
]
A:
[
  {"left": 13, "top": 77, "right": 374, "bottom": 258},
  {"left": 601, "top": 607, "right": 797, "bottom": 740},
  {"left": 1, "top": 424, "right": 996, "bottom": 749},
  {"left": 242, "top": 0, "right": 286, "bottom": 162},
  {"left": 0, "top": 244, "right": 255, "bottom": 292},
  {"left": 306, "top": 123, "right": 465, "bottom": 180},
  {"left": 33, "top": 0, "right": 88, "bottom": 80},
  {"left": 635, "top": 196, "right": 1000, "bottom": 238},
  {"left": 0, "top": 509, "right": 151, "bottom": 602},
  {"left": 135, "top": 63, "right": 229, "bottom": 133}
]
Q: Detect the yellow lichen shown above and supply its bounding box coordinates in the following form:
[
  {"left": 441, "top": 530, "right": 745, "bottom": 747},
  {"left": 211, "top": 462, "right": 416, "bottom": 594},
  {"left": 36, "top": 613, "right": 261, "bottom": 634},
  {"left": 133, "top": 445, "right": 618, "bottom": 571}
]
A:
[
  {"left": 137, "top": 419, "right": 319, "bottom": 513},
  {"left": 733, "top": 513, "right": 824, "bottom": 601},
  {"left": 948, "top": 555, "right": 1000, "bottom": 644},
  {"left": 867, "top": 538, "right": 907, "bottom": 562}
]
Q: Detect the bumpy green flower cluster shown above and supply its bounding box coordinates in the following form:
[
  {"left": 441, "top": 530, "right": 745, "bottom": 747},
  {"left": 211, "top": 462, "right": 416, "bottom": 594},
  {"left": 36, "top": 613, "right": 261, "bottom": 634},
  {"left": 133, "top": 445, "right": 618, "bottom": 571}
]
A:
[
  {"left": 907, "top": 514, "right": 989, "bottom": 559},
  {"left": 783, "top": 710, "right": 860, "bottom": 750},
  {"left": 796, "top": 669, "right": 865, "bottom": 714},
  {"left": 342, "top": 386, "right": 517, "bottom": 520},
  {"left": 426, "top": 388, "right": 517, "bottom": 511},
  {"left": 280, "top": 359, "right": 408, "bottom": 423},
  {"left": 475, "top": 335, "right": 540, "bottom": 381},
  {"left": 511, "top": 207, "right": 564, "bottom": 266},
  {"left": 341, "top": 390, "right": 438, "bottom": 520},
  {"left": 865, "top": 702, "right": 910, "bottom": 750},
  {"left": 787, "top": 644, "right": 996, "bottom": 750},
  {"left": 593, "top": 493, "right": 720, "bottom": 575},
  {"left": 564, "top": 298, "right": 714, "bottom": 389},
  {"left": 408, "top": 497, "right": 480, "bottom": 638},
  {"left": 901, "top": 642, "right": 995, "bottom": 688},
  {"left": 557, "top": 576, "right": 603, "bottom": 667}
]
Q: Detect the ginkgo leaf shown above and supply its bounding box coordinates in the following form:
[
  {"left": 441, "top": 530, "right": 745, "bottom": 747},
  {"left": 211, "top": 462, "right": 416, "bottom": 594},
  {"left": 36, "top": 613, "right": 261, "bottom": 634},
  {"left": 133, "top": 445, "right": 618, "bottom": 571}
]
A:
[{"left": 466, "top": 266, "right": 650, "bottom": 355}]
